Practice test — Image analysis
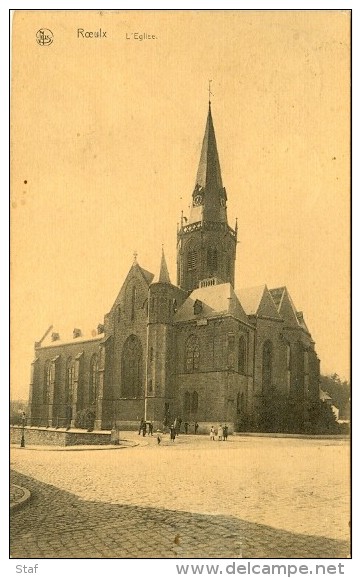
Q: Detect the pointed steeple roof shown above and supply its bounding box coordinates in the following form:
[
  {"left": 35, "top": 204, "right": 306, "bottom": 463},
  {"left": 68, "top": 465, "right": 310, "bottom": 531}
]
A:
[
  {"left": 156, "top": 247, "right": 171, "bottom": 284},
  {"left": 196, "top": 103, "right": 223, "bottom": 191},
  {"left": 189, "top": 104, "right": 227, "bottom": 224}
]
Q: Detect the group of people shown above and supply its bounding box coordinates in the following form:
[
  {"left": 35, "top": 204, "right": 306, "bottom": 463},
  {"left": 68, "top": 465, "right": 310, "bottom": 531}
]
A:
[
  {"left": 160, "top": 419, "right": 200, "bottom": 444},
  {"left": 138, "top": 418, "right": 229, "bottom": 444},
  {"left": 209, "top": 424, "right": 228, "bottom": 441},
  {"left": 138, "top": 418, "right": 153, "bottom": 437}
]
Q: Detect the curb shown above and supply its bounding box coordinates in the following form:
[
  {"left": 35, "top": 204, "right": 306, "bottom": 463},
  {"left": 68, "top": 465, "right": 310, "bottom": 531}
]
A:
[
  {"left": 233, "top": 432, "right": 350, "bottom": 440},
  {"left": 10, "top": 440, "right": 139, "bottom": 451},
  {"left": 10, "top": 485, "right": 31, "bottom": 511}
]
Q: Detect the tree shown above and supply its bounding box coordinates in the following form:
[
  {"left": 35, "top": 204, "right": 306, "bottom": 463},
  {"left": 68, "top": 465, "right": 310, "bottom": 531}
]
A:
[{"left": 320, "top": 374, "right": 350, "bottom": 419}]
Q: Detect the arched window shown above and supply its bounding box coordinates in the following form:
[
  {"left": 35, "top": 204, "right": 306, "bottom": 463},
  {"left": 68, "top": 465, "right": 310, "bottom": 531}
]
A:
[
  {"left": 192, "top": 391, "right": 199, "bottom": 413},
  {"left": 149, "top": 347, "right": 154, "bottom": 362},
  {"left": 89, "top": 354, "right": 99, "bottom": 407},
  {"left": 286, "top": 342, "right": 291, "bottom": 391},
  {"left": 262, "top": 340, "right": 273, "bottom": 392},
  {"left": 131, "top": 286, "right": 137, "bottom": 321},
  {"left": 207, "top": 248, "right": 218, "bottom": 273},
  {"left": 187, "top": 249, "right": 197, "bottom": 271},
  {"left": 121, "top": 335, "right": 143, "bottom": 397},
  {"left": 236, "top": 392, "right": 246, "bottom": 415},
  {"left": 238, "top": 336, "right": 247, "bottom": 374},
  {"left": 65, "top": 357, "right": 75, "bottom": 405},
  {"left": 43, "top": 361, "right": 52, "bottom": 404},
  {"left": 185, "top": 335, "right": 200, "bottom": 372},
  {"left": 148, "top": 379, "right": 153, "bottom": 394},
  {"left": 184, "top": 391, "right": 191, "bottom": 415},
  {"left": 304, "top": 348, "right": 309, "bottom": 392}
]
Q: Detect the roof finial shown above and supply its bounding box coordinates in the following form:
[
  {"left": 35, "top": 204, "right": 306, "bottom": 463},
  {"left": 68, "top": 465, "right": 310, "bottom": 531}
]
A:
[{"left": 208, "top": 79, "right": 213, "bottom": 108}]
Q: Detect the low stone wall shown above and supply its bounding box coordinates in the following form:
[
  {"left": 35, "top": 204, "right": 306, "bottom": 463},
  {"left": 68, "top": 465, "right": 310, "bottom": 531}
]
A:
[{"left": 10, "top": 426, "right": 112, "bottom": 446}]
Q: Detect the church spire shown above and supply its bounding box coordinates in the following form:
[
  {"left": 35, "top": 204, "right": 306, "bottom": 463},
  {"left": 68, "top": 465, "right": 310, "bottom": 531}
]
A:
[
  {"left": 189, "top": 103, "right": 227, "bottom": 224},
  {"left": 177, "top": 101, "right": 237, "bottom": 292},
  {"left": 157, "top": 246, "right": 171, "bottom": 284}
]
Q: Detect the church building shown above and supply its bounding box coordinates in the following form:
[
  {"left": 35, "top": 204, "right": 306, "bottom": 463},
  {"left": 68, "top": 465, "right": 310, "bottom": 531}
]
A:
[{"left": 28, "top": 104, "right": 321, "bottom": 433}]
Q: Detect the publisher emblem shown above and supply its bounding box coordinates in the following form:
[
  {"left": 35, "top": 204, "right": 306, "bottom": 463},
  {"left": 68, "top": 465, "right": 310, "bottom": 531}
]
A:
[{"left": 36, "top": 29, "right": 54, "bottom": 46}]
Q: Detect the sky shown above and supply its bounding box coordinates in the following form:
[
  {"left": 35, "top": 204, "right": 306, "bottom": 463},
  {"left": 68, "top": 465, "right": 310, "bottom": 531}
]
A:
[{"left": 10, "top": 9, "right": 350, "bottom": 400}]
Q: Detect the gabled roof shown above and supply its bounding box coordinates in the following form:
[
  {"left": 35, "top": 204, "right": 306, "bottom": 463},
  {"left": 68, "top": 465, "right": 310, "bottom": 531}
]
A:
[
  {"left": 270, "top": 286, "right": 310, "bottom": 332},
  {"left": 270, "top": 286, "right": 298, "bottom": 326},
  {"left": 137, "top": 263, "right": 154, "bottom": 286},
  {"left": 269, "top": 286, "right": 285, "bottom": 310},
  {"left": 174, "top": 282, "right": 249, "bottom": 324},
  {"left": 236, "top": 285, "right": 281, "bottom": 319},
  {"left": 109, "top": 259, "right": 154, "bottom": 315},
  {"left": 235, "top": 285, "right": 265, "bottom": 316}
]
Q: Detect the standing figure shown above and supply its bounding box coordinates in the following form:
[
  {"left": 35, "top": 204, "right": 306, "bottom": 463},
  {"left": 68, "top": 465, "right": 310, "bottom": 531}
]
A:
[
  {"left": 210, "top": 426, "right": 215, "bottom": 441},
  {"left": 170, "top": 425, "right": 176, "bottom": 441},
  {"left": 142, "top": 421, "right": 147, "bottom": 437},
  {"left": 157, "top": 429, "right": 162, "bottom": 445},
  {"left": 184, "top": 422, "right": 189, "bottom": 434},
  {"left": 149, "top": 422, "right": 153, "bottom": 436},
  {"left": 194, "top": 422, "right": 199, "bottom": 435},
  {"left": 223, "top": 424, "right": 228, "bottom": 440},
  {"left": 218, "top": 424, "right": 223, "bottom": 441},
  {"left": 138, "top": 418, "right": 144, "bottom": 435}
]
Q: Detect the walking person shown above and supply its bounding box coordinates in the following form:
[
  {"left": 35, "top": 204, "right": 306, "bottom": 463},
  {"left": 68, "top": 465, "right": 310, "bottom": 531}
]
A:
[
  {"left": 210, "top": 426, "right": 215, "bottom": 441},
  {"left": 156, "top": 429, "right": 162, "bottom": 445}
]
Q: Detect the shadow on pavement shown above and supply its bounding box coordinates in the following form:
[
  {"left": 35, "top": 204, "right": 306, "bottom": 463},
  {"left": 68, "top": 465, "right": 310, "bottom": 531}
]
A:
[{"left": 10, "top": 470, "right": 349, "bottom": 559}]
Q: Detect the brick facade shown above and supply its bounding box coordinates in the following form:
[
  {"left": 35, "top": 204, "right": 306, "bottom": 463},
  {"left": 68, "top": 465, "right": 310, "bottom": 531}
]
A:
[{"left": 28, "top": 105, "right": 321, "bottom": 434}]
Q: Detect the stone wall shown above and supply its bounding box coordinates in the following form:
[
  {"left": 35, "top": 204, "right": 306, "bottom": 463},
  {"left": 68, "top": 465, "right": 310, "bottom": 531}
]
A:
[{"left": 10, "top": 426, "right": 111, "bottom": 446}]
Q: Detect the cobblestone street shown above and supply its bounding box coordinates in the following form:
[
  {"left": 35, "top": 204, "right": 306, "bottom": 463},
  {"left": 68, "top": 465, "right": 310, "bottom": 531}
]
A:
[{"left": 10, "top": 434, "right": 350, "bottom": 559}]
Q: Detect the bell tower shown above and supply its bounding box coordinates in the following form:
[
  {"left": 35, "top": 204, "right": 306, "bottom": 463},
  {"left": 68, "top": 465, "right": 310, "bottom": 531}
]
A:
[{"left": 177, "top": 103, "right": 237, "bottom": 292}]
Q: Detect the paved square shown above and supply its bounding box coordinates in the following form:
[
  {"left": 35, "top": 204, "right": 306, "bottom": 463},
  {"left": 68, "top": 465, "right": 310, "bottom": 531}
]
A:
[{"left": 10, "top": 434, "right": 350, "bottom": 558}]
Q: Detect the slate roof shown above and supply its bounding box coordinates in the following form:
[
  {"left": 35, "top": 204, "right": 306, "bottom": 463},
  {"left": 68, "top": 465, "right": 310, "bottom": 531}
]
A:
[
  {"left": 154, "top": 248, "right": 171, "bottom": 284},
  {"left": 270, "top": 286, "right": 310, "bottom": 332},
  {"left": 38, "top": 332, "right": 104, "bottom": 349},
  {"left": 235, "top": 285, "right": 266, "bottom": 316},
  {"left": 174, "top": 282, "right": 249, "bottom": 324},
  {"left": 137, "top": 264, "right": 154, "bottom": 285},
  {"left": 189, "top": 104, "right": 227, "bottom": 225}
]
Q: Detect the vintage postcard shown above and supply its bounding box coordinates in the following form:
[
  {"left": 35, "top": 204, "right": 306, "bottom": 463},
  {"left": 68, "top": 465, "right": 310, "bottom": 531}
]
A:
[{"left": 10, "top": 9, "right": 350, "bottom": 564}]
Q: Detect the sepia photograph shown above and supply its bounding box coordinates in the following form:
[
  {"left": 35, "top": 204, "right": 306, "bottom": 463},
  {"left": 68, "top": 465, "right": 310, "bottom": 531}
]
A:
[{"left": 10, "top": 9, "right": 350, "bottom": 563}]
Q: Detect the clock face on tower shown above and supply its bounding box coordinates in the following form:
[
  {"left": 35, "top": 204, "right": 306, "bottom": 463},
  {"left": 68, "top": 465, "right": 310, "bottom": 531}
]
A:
[{"left": 193, "top": 195, "right": 203, "bottom": 206}]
